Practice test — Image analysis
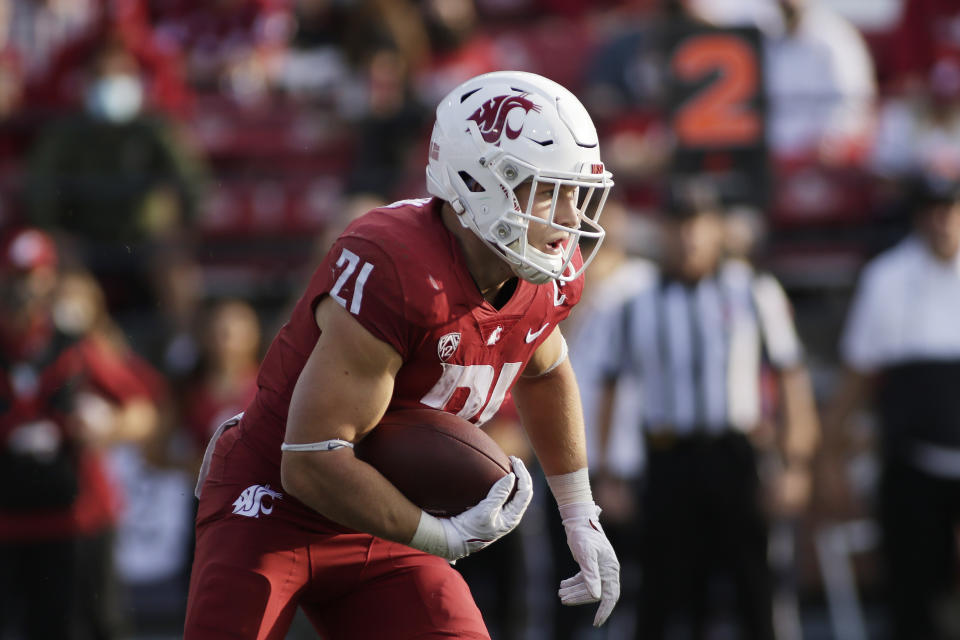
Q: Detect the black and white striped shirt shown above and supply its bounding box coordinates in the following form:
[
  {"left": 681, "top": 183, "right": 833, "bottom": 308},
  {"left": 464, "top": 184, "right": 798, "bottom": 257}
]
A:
[{"left": 599, "top": 259, "right": 803, "bottom": 436}]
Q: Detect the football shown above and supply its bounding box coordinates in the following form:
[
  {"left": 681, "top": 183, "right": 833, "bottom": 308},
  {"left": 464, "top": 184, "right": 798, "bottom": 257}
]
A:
[{"left": 355, "top": 408, "right": 513, "bottom": 517}]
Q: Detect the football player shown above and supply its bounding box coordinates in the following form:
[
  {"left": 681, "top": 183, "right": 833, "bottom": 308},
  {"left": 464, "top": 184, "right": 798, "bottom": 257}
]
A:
[{"left": 185, "top": 71, "right": 620, "bottom": 639}]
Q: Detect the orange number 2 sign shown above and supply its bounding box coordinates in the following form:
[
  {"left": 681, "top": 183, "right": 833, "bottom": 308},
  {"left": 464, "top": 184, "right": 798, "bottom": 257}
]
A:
[{"left": 672, "top": 33, "right": 761, "bottom": 148}]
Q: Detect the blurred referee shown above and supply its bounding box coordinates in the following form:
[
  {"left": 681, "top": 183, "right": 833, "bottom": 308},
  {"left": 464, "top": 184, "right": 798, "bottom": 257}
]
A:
[
  {"left": 596, "top": 180, "right": 820, "bottom": 640},
  {"left": 827, "top": 173, "right": 960, "bottom": 640}
]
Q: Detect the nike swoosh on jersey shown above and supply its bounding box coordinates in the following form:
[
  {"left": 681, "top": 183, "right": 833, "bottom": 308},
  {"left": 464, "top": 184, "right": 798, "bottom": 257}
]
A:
[{"left": 525, "top": 323, "right": 550, "bottom": 343}]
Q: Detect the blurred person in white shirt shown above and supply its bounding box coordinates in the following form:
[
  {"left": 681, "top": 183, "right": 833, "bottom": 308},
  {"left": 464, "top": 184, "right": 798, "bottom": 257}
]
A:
[{"left": 688, "top": 0, "right": 877, "bottom": 163}]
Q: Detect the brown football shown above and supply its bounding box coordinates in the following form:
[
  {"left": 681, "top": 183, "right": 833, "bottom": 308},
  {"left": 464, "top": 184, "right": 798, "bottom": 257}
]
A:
[{"left": 355, "top": 408, "right": 512, "bottom": 517}]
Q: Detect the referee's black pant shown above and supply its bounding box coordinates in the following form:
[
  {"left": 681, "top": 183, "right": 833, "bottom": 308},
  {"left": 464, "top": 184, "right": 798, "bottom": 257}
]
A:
[
  {"left": 879, "top": 458, "right": 960, "bottom": 640},
  {"left": 637, "top": 429, "right": 774, "bottom": 640}
]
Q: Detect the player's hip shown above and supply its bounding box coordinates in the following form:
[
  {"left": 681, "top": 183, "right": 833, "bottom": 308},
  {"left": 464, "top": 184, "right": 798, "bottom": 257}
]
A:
[{"left": 195, "top": 415, "right": 352, "bottom": 535}]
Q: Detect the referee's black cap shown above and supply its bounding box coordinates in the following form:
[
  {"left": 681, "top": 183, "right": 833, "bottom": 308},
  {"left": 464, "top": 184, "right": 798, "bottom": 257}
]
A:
[
  {"left": 909, "top": 171, "right": 960, "bottom": 209},
  {"left": 662, "top": 176, "right": 723, "bottom": 219}
]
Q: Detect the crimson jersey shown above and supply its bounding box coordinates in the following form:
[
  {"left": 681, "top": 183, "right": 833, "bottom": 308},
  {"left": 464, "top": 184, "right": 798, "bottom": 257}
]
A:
[{"left": 231, "top": 197, "right": 582, "bottom": 525}]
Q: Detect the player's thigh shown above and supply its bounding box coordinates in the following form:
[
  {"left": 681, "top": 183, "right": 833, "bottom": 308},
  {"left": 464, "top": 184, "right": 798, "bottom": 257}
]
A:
[
  {"left": 302, "top": 538, "right": 490, "bottom": 640},
  {"left": 185, "top": 516, "right": 308, "bottom": 640}
]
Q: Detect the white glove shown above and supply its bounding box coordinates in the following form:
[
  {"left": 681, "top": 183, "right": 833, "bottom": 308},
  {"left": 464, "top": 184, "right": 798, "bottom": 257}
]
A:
[
  {"left": 558, "top": 502, "right": 621, "bottom": 626},
  {"left": 409, "top": 456, "right": 533, "bottom": 562}
]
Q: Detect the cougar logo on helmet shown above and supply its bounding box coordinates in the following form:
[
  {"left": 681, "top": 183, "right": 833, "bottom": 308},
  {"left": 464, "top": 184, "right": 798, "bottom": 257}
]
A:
[{"left": 468, "top": 94, "right": 541, "bottom": 144}]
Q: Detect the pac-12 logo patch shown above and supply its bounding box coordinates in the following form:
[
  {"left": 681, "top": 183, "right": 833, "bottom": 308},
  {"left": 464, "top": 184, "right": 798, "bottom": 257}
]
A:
[
  {"left": 232, "top": 484, "right": 282, "bottom": 518},
  {"left": 438, "top": 332, "right": 461, "bottom": 362}
]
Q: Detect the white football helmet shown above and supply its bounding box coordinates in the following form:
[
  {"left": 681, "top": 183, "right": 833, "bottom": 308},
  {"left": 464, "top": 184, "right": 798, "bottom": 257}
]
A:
[{"left": 426, "top": 71, "right": 613, "bottom": 284}]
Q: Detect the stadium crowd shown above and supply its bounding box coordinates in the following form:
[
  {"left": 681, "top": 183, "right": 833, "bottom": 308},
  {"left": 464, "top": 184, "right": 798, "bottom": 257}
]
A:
[{"left": 2, "top": 0, "right": 960, "bottom": 638}]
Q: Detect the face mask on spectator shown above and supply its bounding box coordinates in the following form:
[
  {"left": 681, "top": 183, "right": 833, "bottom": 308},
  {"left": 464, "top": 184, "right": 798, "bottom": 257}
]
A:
[{"left": 85, "top": 74, "right": 143, "bottom": 123}]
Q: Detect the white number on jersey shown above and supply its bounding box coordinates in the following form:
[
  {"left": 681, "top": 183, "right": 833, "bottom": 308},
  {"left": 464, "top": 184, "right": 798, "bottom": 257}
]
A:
[
  {"left": 330, "top": 248, "right": 374, "bottom": 314},
  {"left": 420, "top": 362, "right": 524, "bottom": 424}
]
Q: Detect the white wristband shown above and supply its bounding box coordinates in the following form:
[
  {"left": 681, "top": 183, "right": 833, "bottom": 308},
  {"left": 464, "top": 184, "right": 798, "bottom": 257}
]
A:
[
  {"left": 546, "top": 467, "right": 593, "bottom": 506},
  {"left": 408, "top": 511, "right": 449, "bottom": 558}
]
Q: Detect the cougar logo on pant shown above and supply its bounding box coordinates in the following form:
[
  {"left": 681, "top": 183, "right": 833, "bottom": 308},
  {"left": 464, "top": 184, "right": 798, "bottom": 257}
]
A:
[{"left": 232, "top": 484, "right": 282, "bottom": 518}]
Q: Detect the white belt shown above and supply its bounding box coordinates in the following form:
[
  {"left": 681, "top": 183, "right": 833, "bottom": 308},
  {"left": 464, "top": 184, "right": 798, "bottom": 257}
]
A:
[{"left": 194, "top": 413, "right": 244, "bottom": 499}]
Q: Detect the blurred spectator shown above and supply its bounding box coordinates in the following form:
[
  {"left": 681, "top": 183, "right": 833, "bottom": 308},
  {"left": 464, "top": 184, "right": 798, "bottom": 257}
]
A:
[
  {"left": 826, "top": 173, "right": 960, "bottom": 640},
  {"left": 27, "top": 39, "right": 203, "bottom": 241},
  {"left": 414, "top": 0, "right": 506, "bottom": 106},
  {"left": 766, "top": 0, "right": 875, "bottom": 164},
  {"left": 275, "top": 0, "right": 429, "bottom": 109},
  {"left": 693, "top": 0, "right": 877, "bottom": 164},
  {"left": 873, "top": 64, "right": 960, "bottom": 180},
  {"left": 577, "top": 2, "right": 688, "bottom": 195},
  {"left": 51, "top": 267, "right": 191, "bottom": 634},
  {"left": 0, "top": 228, "right": 159, "bottom": 639},
  {"left": 182, "top": 298, "right": 261, "bottom": 458},
  {"left": 724, "top": 204, "right": 767, "bottom": 260},
  {"left": 579, "top": 6, "right": 667, "bottom": 123},
  {"left": 0, "top": 47, "right": 23, "bottom": 118},
  {"left": 888, "top": 0, "right": 960, "bottom": 96},
  {"left": 0, "top": 47, "right": 25, "bottom": 170},
  {"left": 0, "top": 0, "right": 102, "bottom": 89},
  {"left": 345, "top": 43, "right": 428, "bottom": 200},
  {"left": 145, "top": 250, "right": 205, "bottom": 381},
  {"left": 0, "top": 0, "right": 191, "bottom": 116},
  {"left": 149, "top": 0, "right": 291, "bottom": 95},
  {"left": 595, "top": 179, "right": 820, "bottom": 639},
  {"left": 25, "top": 38, "right": 206, "bottom": 317},
  {"left": 276, "top": 0, "right": 353, "bottom": 103}
]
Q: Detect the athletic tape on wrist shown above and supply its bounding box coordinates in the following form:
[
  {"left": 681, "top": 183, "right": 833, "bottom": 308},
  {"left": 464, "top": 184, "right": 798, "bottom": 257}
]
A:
[
  {"left": 409, "top": 511, "right": 450, "bottom": 559},
  {"left": 546, "top": 467, "right": 593, "bottom": 506}
]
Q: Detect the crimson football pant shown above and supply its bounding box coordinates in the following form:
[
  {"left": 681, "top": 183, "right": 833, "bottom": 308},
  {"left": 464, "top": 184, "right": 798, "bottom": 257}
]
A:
[
  {"left": 185, "top": 518, "right": 490, "bottom": 639},
  {"left": 184, "top": 428, "right": 490, "bottom": 640}
]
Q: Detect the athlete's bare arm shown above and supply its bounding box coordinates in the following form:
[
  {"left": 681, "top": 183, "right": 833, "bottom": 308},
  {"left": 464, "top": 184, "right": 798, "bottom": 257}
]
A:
[
  {"left": 512, "top": 326, "right": 589, "bottom": 475},
  {"left": 280, "top": 296, "right": 422, "bottom": 544}
]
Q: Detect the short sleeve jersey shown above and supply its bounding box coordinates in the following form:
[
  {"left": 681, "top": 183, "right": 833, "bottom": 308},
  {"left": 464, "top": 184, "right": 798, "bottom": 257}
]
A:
[{"left": 241, "top": 197, "right": 582, "bottom": 470}]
